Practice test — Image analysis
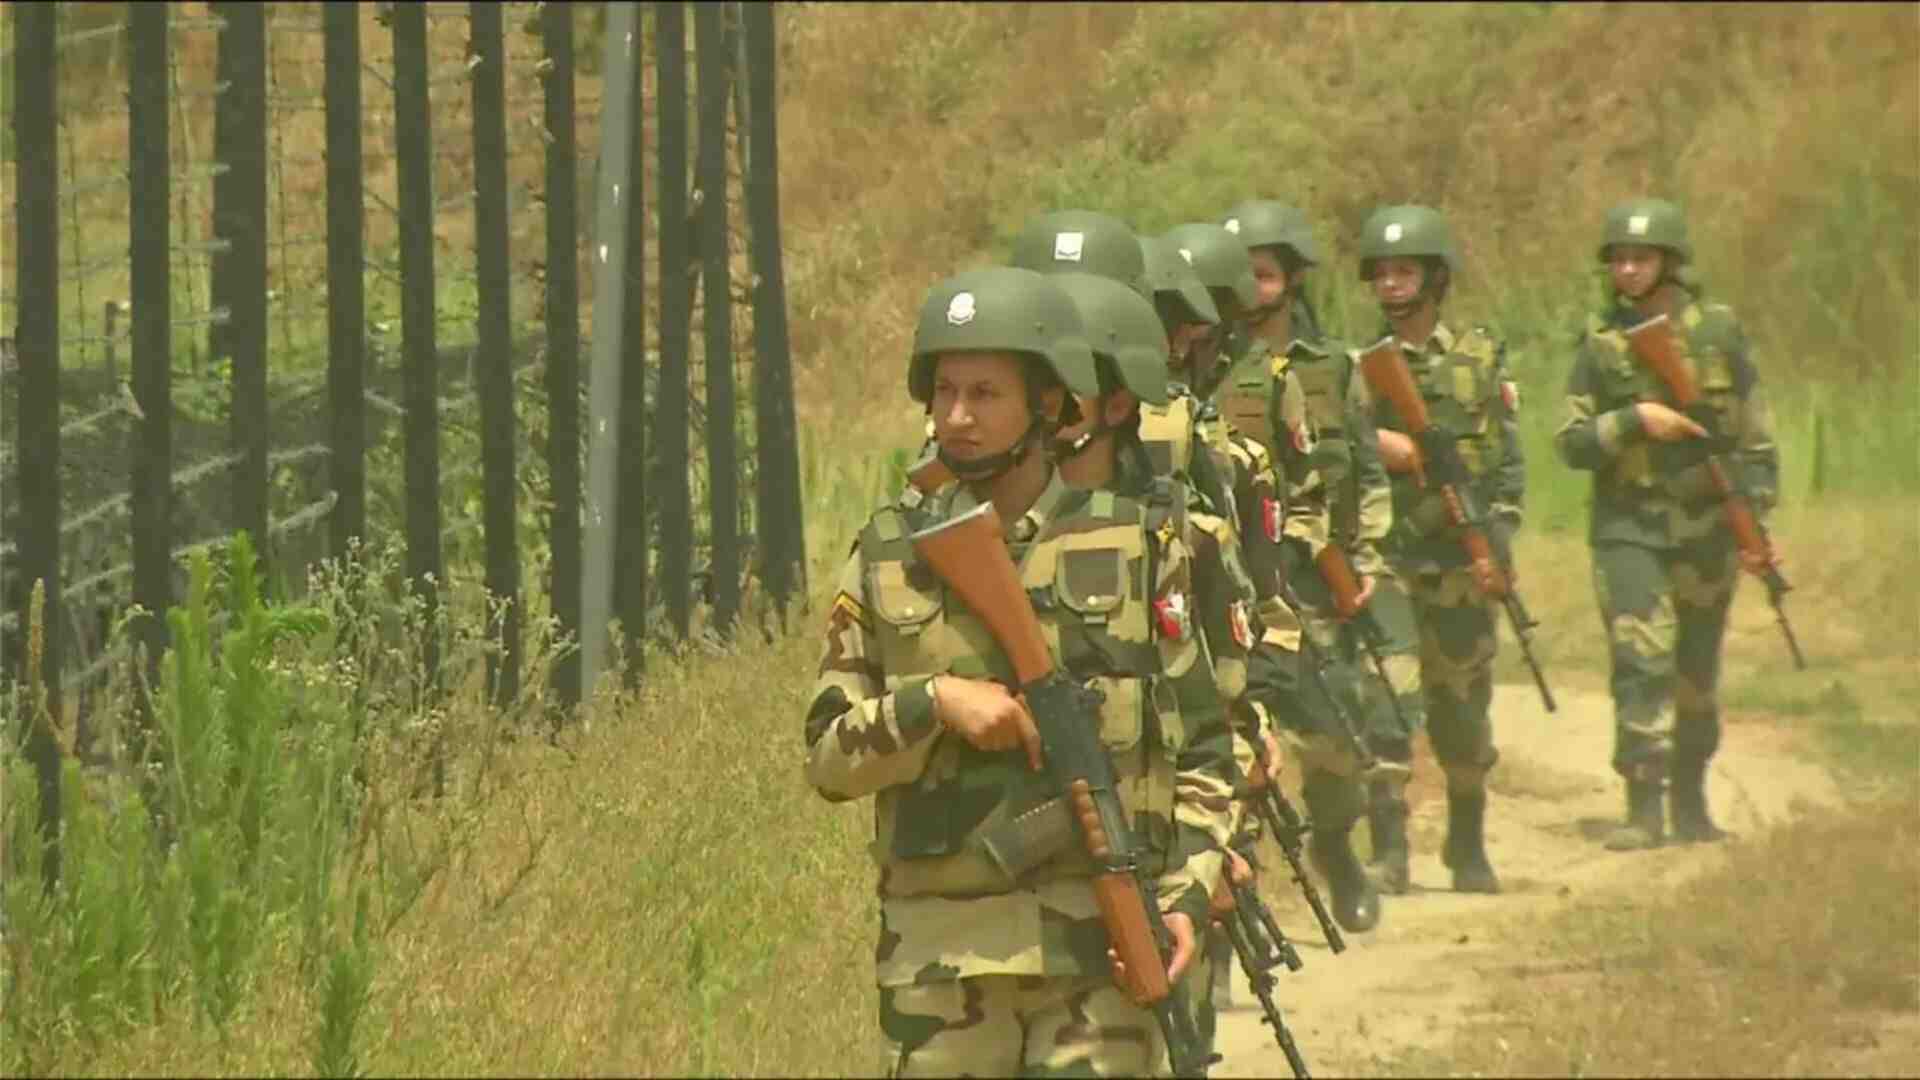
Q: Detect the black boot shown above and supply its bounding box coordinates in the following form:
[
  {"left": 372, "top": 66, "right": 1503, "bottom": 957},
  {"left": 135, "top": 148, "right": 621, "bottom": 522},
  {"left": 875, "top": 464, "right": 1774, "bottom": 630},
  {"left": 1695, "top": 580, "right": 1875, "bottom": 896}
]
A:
[
  {"left": 1364, "top": 781, "right": 1411, "bottom": 894},
  {"left": 1440, "top": 791, "right": 1501, "bottom": 893},
  {"left": 1310, "top": 825, "right": 1381, "bottom": 933},
  {"left": 1605, "top": 779, "right": 1665, "bottom": 851},
  {"left": 1669, "top": 758, "right": 1727, "bottom": 843}
]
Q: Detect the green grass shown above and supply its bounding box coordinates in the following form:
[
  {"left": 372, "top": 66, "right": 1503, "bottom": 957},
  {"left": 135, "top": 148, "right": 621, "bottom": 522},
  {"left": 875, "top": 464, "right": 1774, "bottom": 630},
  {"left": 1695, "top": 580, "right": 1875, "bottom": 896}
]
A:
[{"left": 5, "top": 4, "right": 1919, "bottom": 1076}]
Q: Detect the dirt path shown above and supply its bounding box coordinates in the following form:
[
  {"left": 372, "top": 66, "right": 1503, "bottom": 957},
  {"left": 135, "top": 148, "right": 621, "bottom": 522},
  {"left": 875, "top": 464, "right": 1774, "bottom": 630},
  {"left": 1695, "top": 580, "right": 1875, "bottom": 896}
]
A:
[{"left": 1210, "top": 683, "right": 1843, "bottom": 1078}]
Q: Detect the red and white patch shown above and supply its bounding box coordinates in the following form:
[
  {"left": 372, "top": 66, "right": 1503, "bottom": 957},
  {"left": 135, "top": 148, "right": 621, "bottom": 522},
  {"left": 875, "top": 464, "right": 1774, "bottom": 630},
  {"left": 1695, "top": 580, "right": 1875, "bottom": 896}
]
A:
[
  {"left": 1501, "top": 379, "right": 1520, "bottom": 414},
  {"left": 1229, "top": 600, "right": 1255, "bottom": 650},
  {"left": 1261, "top": 496, "right": 1282, "bottom": 544},
  {"left": 1290, "top": 419, "right": 1315, "bottom": 456},
  {"left": 1153, "top": 590, "right": 1191, "bottom": 642}
]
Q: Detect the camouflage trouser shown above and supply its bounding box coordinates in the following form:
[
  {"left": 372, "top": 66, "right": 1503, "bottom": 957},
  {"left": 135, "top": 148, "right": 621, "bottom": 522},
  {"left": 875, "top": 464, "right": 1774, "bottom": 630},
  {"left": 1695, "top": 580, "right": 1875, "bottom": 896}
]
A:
[
  {"left": 1592, "top": 539, "right": 1738, "bottom": 781},
  {"left": 1245, "top": 634, "right": 1367, "bottom": 829},
  {"left": 1192, "top": 920, "right": 1231, "bottom": 1067},
  {"left": 1351, "top": 570, "right": 1426, "bottom": 766},
  {"left": 1406, "top": 566, "right": 1501, "bottom": 794},
  {"left": 880, "top": 974, "right": 1168, "bottom": 1078}
]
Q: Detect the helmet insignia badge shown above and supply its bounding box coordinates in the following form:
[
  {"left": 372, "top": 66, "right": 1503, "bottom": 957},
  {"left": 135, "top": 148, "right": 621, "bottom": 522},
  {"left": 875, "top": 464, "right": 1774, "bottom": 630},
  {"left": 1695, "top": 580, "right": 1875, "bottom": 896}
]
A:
[
  {"left": 1054, "top": 231, "right": 1085, "bottom": 262},
  {"left": 1223, "top": 218, "right": 1241, "bottom": 234},
  {"left": 1177, "top": 247, "right": 1194, "bottom": 265},
  {"left": 947, "top": 291, "right": 977, "bottom": 326},
  {"left": 1628, "top": 214, "right": 1650, "bottom": 235},
  {"left": 1384, "top": 223, "right": 1403, "bottom": 243}
]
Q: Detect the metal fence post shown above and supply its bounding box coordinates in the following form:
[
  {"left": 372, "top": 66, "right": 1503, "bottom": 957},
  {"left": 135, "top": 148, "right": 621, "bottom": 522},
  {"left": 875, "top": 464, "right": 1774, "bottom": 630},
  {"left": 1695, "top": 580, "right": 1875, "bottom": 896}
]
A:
[
  {"left": 12, "top": 0, "right": 64, "bottom": 893},
  {"left": 129, "top": 1, "right": 175, "bottom": 767},
  {"left": 655, "top": 1, "right": 693, "bottom": 642},
  {"left": 222, "top": 2, "right": 270, "bottom": 570},
  {"left": 615, "top": 7, "right": 650, "bottom": 684},
  {"left": 743, "top": 1, "right": 804, "bottom": 623},
  {"left": 472, "top": 0, "right": 521, "bottom": 707},
  {"left": 543, "top": 1, "right": 583, "bottom": 712},
  {"left": 391, "top": 2, "right": 444, "bottom": 767},
  {"left": 694, "top": 2, "right": 738, "bottom": 638},
  {"left": 324, "top": 2, "right": 366, "bottom": 562},
  {"left": 580, "top": 1, "right": 641, "bottom": 705}
]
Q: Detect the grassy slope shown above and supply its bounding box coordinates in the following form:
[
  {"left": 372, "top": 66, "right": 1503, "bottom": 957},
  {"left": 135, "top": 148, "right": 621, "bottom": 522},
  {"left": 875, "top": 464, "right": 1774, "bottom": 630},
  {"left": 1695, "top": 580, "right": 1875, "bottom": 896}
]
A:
[{"left": 12, "top": 3, "right": 1920, "bottom": 1075}]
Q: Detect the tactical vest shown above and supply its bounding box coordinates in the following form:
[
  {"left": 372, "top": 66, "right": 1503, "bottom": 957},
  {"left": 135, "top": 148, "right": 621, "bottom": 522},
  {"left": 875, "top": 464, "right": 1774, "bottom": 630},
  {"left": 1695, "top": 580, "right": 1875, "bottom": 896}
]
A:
[
  {"left": 1217, "top": 340, "right": 1281, "bottom": 453},
  {"left": 856, "top": 487, "right": 1184, "bottom": 897},
  {"left": 1391, "top": 325, "right": 1510, "bottom": 540},
  {"left": 1138, "top": 395, "right": 1197, "bottom": 480},
  {"left": 1583, "top": 300, "right": 1750, "bottom": 505}
]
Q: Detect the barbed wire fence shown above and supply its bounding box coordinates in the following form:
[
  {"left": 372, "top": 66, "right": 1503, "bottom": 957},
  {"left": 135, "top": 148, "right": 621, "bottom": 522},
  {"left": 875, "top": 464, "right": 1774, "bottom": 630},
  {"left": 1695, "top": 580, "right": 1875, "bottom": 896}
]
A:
[{"left": 3, "top": 0, "right": 804, "bottom": 891}]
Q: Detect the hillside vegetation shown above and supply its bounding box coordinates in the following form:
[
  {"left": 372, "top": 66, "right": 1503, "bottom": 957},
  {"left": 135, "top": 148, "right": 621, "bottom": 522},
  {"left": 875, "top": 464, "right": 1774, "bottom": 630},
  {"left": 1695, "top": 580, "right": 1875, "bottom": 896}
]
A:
[{"left": 4, "top": 5, "right": 1917, "bottom": 1077}]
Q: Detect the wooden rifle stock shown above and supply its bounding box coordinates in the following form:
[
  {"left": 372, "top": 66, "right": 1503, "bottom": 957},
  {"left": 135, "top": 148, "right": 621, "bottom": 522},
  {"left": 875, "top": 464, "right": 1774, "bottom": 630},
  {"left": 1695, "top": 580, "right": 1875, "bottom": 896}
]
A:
[
  {"left": 1360, "top": 336, "right": 1558, "bottom": 707},
  {"left": 907, "top": 448, "right": 957, "bottom": 495},
  {"left": 1623, "top": 315, "right": 1803, "bottom": 668},
  {"left": 1357, "top": 337, "right": 1434, "bottom": 485},
  {"left": 1314, "top": 545, "right": 1365, "bottom": 621},
  {"left": 1074, "top": 779, "right": 1172, "bottom": 1006},
  {"left": 1358, "top": 337, "right": 1508, "bottom": 597},
  {"left": 909, "top": 503, "right": 1205, "bottom": 1067},
  {"left": 910, "top": 503, "right": 1053, "bottom": 686}
]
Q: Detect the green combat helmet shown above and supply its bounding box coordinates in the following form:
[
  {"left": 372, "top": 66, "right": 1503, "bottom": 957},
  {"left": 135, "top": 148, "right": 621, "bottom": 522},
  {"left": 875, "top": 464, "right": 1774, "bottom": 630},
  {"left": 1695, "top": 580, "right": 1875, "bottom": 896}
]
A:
[
  {"left": 1050, "top": 272, "right": 1172, "bottom": 408},
  {"left": 1160, "top": 223, "right": 1260, "bottom": 316},
  {"left": 1222, "top": 199, "right": 1320, "bottom": 267},
  {"left": 1009, "top": 209, "right": 1150, "bottom": 297},
  {"left": 1596, "top": 198, "right": 1691, "bottom": 264},
  {"left": 1357, "top": 204, "right": 1458, "bottom": 281},
  {"left": 1139, "top": 234, "right": 1221, "bottom": 330},
  {"left": 909, "top": 266, "right": 1100, "bottom": 406}
]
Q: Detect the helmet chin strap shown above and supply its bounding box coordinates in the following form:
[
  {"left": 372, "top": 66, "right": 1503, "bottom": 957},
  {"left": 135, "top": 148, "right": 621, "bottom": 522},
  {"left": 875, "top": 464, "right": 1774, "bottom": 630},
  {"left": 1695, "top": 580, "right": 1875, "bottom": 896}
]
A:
[
  {"left": 938, "top": 413, "right": 1048, "bottom": 484},
  {"left": 1050, "top": 396, "right": 1111, "bottom": 462}
]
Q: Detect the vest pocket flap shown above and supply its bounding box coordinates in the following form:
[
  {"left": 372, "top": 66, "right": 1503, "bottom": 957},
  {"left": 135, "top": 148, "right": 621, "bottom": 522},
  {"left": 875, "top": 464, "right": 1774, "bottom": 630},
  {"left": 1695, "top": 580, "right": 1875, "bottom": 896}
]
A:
[
  {"left": 1055, "top": 547, "right": 1127, "bottom": 617},
  {"left": 868, "top": 560, "right": 942, "bottom": 626},
  {"left": 1448, "top": 355, "right": 1490, "bottom": 410},
  {"left": 1088, "top": 674, "right": 1143, "bottom": 751}
]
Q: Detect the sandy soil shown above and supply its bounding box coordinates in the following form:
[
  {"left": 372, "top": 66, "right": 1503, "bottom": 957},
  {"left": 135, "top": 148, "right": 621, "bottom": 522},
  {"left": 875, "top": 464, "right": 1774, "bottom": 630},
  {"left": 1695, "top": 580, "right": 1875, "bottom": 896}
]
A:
[{"left": 1209, "top": 683, "right": 1847, "bottom": 1078}]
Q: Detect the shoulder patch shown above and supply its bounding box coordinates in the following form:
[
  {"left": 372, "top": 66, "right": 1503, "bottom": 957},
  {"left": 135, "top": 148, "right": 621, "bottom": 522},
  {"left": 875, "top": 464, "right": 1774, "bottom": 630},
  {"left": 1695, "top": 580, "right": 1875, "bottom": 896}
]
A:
[{"left": 829, "top": 589, "right": 871, "bottom": 632}]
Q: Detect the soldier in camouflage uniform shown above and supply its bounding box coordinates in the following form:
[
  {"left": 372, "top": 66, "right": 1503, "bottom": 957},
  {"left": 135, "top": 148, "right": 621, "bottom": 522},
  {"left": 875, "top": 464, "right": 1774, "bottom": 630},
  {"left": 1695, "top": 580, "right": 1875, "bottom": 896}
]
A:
[
  {"left": 1012, "top": 211, "right": 1279, "bottom": 1071},
  {"left": 1555, "top": 199, "right": 1780, "bottom": 850},
  {"left": 1165, "top": 219, "right": 1386, "bottom": 931},
  {"left": 1219, "top": 199, "right": 1429, "bottom": 901},
  {"left": 805, "top": 266, "right": 1235, "bottom": 1077},
  {"left": 1360, "top": 205, "right": 1523, "bottom": 894}
]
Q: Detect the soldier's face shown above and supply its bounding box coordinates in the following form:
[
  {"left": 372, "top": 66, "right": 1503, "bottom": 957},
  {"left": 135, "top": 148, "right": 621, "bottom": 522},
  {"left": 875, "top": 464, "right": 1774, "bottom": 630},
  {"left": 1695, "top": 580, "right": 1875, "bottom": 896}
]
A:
[
  {"left": 1249, "top": 249, "right": 1290, "bottom": 310},
  {"left": 1607, "top": 244, "right": 1665, "bottom": 300},
  {"left": 1370, "top": 257, "right": 1425, "bottom": 308},
  {"left": 930, "top": 351, "right": 1049, "bottom": 461}
]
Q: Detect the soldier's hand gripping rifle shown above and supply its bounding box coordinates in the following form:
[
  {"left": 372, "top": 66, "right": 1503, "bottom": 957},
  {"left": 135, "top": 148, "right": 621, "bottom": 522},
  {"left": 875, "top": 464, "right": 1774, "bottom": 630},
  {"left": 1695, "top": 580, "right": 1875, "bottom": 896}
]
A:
[
  {"left": 1357, "top": 338, "right": 1558, "bottom": 713},
  {"left": 908, "top": 501, "right": 1214, "bottom": 1079},
  {"left": 1311, "top": 543, "right": 1414, "bottom": 745},
  {"left": 1623, "top": 314, "right": 1804, "bottom": 669},
  {"left": 1213, "top": 831, "right": 1313, "bottom": 1078},
  {"left": 1240, "top": 724, "right": 1347, "bottom": 956}
]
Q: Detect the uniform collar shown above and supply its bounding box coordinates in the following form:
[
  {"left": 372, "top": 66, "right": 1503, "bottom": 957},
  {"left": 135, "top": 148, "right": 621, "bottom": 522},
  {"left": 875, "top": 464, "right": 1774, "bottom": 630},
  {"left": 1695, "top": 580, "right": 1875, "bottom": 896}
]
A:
[
  {"left": 950, "top": 464, "right": 1077, "bottom": 545},
  {"left": 1283, "top": 334, "right": 1330, "bottom": 358},
  {"left": 1380, "top": 319, "right": 1456, "bottom": 356}
]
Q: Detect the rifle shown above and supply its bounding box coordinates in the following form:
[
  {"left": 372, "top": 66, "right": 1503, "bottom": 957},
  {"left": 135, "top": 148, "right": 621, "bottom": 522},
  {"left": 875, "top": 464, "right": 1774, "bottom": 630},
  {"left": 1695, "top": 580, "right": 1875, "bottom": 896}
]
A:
[
  {"left": 1214, "top": 831, "right": 1312, "bottom": 1078},
  {"left": 1241, "top": 732, "right": 1346, "bottom": 956},
  {"left": 1264, "top": 557, "right": 1395, "bottom": 787},
  {"left": 1623, "top": 315, "right": 1804, "bottom": 669},
  {"left": 1312, "top": 543, "right": 1413, "bottom": 741},
  {"left": 1357, "top": 337, "right": 1558, "bottom": 713},
  {"left": 909, "top": 501, "right": 1214, "bottom": 1078}
]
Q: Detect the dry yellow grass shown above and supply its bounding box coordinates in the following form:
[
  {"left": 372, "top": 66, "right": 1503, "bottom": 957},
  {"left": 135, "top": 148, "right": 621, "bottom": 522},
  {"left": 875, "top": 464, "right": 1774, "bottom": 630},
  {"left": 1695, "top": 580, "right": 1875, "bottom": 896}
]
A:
[{"left": 7, "top": 4, "right": 1919, "bottom": 1076}]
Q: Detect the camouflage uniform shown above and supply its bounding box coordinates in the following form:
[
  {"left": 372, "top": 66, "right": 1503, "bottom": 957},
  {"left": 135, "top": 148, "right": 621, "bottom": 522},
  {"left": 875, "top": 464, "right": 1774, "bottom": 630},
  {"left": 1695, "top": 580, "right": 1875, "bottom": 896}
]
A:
[
  {"left": 1360, "top": 205, "right": 1523, "bottom": 894},
  {"left": 1555, "top": 198, "right": 1779, "bottom": 849},
  {"left": 1139, "top": 228, "right": 1300, "bottom": 1061},
  {"left": 810, "top": 267, "right": 1234, "bottom": 1077}
]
